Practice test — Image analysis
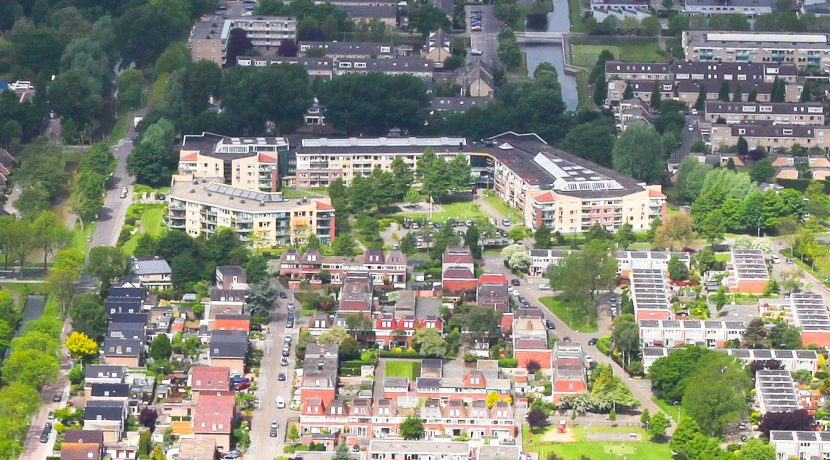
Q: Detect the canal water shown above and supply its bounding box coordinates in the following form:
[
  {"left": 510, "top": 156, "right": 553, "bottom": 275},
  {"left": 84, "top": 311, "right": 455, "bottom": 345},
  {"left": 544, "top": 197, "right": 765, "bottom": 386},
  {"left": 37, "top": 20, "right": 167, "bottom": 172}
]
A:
[{"left": 523, "top": 0, "right": 579, "bottom": 110}]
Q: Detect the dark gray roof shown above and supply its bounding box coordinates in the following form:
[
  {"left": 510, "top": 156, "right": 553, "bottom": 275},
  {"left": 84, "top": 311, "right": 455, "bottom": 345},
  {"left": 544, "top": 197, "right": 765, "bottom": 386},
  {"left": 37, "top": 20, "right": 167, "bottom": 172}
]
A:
[
  {"left": 431, "top": 97, "right": 492, "bottom": 113},
  {"left": 84, "top": 400, "right": 126, "bottom": 421},
  {"left": 108, "top": 286, "right": 146, "bottom": 299},
  {"left": 85, "top": 365, "right": 126, "bottom": 380},
  {"left": 103, "top": 339, "right": 142, "bottom": 357},
  {"left": 130, "top": 256, "right": 172, "bottom": 275},
  {"left": 209, "top": 335, "right": 248, "bottom": 358},
  {"left": 108, "top": 313, "right": 148, "bottom": 324},
  {"left": 416, "top": 377, "right": 441, "bottom": 389},
  {"left": 64, "top": 430, "right": 104, "bottom": 444},
  {"left": 90, "top": 383, "right": 131, "bottom": 398}
]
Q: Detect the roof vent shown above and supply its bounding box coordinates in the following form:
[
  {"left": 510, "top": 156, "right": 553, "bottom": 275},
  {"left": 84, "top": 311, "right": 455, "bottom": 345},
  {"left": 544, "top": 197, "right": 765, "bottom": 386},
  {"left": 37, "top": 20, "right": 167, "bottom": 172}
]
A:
[
  {"left": 189, "top": 188, "right": 195, "bottom": 193},
  {"left": 229, "top": 196, "right": 234, "bottom": 200},
  {"left": 240, "top": 199, "right": 246, "bottom": 203}
]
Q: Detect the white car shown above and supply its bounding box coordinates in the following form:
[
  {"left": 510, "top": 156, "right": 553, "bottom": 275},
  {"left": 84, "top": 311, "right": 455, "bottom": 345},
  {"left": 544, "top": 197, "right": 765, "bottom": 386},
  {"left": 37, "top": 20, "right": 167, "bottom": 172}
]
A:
[
  {"left": 688, "top": 124, "right": 694, "bottom": 131},
  {"left": 276, "top": 396, "right": 286, "bottom": 408},
  {"left": 470, "top": 49, "right": 483, "bottom": 56},
  {"left": 539, "top": 283, "right": 550, "bottom": 290}
]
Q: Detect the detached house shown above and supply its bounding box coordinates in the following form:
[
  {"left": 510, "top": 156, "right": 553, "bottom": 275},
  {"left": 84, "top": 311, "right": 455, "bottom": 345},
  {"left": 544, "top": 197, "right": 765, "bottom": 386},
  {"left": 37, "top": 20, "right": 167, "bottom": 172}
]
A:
[{"left": 129, "top": 256, "right": 173, "bottom": 289}]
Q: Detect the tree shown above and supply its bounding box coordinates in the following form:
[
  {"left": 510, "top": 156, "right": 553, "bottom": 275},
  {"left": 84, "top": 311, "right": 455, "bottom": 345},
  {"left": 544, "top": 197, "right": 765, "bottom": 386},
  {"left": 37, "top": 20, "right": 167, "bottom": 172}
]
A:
[
  {"left": 647, "top": 412, "right": 669, "bottom": 440},
  {"left": 225, "top": 28, "right": 253, "bottom": 66},
  {"left": 332, "top": 441, "right": 352, "bottom": 460},
  {"left": 534, "top": 225, "right": 552, "bottom": 249},
  {"left": 650, "top": 84, "right": 662, "bottom": 108},
  {"left": 561, "top": 120, "right": 615, "bottom": 167},
  {"left": 525, "top": 359, "right": 542, "bottom": 373},
  {"left": 800, "top": 81, "right": 812, "bottom": 102},
  {"left": 641, "top": 16, "right": 661, "bottom": 36},
  {"left": 1, "top": 348, "right": 58, "bottom": 389},
  {"left": 138, "top": 429, "right": 152, "bottom": 456},
  {"left": 751, "top": 159, "right": 775, "bottom": 183},
  {"left": 11, "top": 331, "right": 59, "bottom": 357},
  {"left": 48, "top": 248, "right": 83, "bottom": 313},
  {"left": 615, "top": 223, "right": 635, "bottom": 249},
  {"left": 410, "top": 4, "right": 450, "bottom": 38},
  {"left": 548, "top": 240, "right": 617, "bottom": 312},
  {"left": 465, "top": 226, "right": 481, "bottom": 260},
  {"left": 127, "top": 118, "right": 177, "bottom": 186},
  {"left": 139, "top": 407, "right": 159, "bottom": 431},
  {"left": 31, "top": 211, "right": 70, "bottom": 271},
  {"left": 649, "top": 346, "right": 717, "bottom": 402},
  {"left": 331, "top": 234, "right": 357, "bottom": 256},
  {"left": 654, "top": 213, "right": 696, "bottom": 250},
  {"left": 640, "top": 408, "right": 650, "bottom": 427},
  {"left": 718, "top": 80, "right": 731, "bottom": 101},
  {"left": 667, "top": 255, "right": 690, "bottom": 281},
  {"left": 150, "top": 334, "right": 172, "bottom": 361},
  {"left": 612, "top": 123, "right": 666, "bottom": 183},
  {"left": 682, "top": 353, "right": 751, "bottom": 435},
  {"left": 732, "top": 84, "right": 743, "bottom": 102},
  {"left": 86, "top": 246, "right": 128, "bottom": 286},
  {"left": 737, "top": 438, "right": 775, "bottom": 460},
  {"left": 247, "top": 280, "right": 279, "bottom": 316},
  {"left": 319, "top": 327, "right": 350, "bottom": 345},
  {"left": 413, "top": 328, "right": 447, "bottom": 358},
  {"left": 339, "top": 336, "right": 360, "bottom": 361},
  {"left": 526, "top": 408, "right": 548, "bottom": 429},
  {"left": 399, "top": 415, "right": 425, "bottom": 439},
  {"left": 771, "top": 76, "right": 786, "bottom": 102},
  {"left": 694, "top": 84, "right": 706, "bottom": 112},
  {"left": 612, "top": 314, "right": 640, "bottom": 366},
  {"left": 758, "top": 409, "right": 814, "bottom": 437},
  {"left": 65, "top": 331, "right": 98, "bottom": 362},
  {"left": 69, "top": 293, "right": 108, "bottom": 340}
]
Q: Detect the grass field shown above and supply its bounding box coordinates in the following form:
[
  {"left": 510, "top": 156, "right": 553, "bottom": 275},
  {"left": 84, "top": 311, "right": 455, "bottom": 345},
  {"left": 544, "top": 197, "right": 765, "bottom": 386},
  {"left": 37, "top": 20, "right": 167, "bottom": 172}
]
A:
[
  {"left": 482, "top": 191, "right": 520, "bottom": 222},
  {"left": 575, "top": 70, "right": 593, "bottom": 111},
  {"left": 569, "top": 39, "right": 666, "bottom": 67},
  {"left": 539, "top": 296, "right": 598, "bottom": 332},
  {"left": 396, "top": 201, "right": 492, "bottom": 222},
  {"left": 385, "top": 361, "right": 421, "bottom": 380},
  {"left": 651, "top": 396, "right": 685, "bottom": 422},
  {"left": 122, "top": 205, "right": 166, "bottom": 255},
  {"left": 524, "top": 425, "right": 673, "bottom": 460}
]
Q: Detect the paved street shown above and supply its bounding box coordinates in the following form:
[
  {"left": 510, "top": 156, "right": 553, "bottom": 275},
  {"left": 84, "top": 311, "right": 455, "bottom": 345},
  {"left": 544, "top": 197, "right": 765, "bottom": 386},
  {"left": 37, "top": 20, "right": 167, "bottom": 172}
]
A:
[
  {"left": 466, "top": 5, "right": 499, "bottom": 68},
  {"left": 248, "top": 284, "right": 300, "bottom": 460},
  {"left": 480, "top": 255, "right": 664, "bottom": 419}
]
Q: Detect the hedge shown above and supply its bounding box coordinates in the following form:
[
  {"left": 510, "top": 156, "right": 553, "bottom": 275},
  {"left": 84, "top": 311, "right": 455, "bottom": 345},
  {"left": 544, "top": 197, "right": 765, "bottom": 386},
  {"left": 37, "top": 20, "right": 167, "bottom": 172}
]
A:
[
  {"left": 379, "top": 350, "right": 427, "bottom": 359},
  {"left": 776, "top": 178, "right": 830, "bottom": 193},
  {"left": 498, "top": 358, "right": 517, "bottom": 368}
]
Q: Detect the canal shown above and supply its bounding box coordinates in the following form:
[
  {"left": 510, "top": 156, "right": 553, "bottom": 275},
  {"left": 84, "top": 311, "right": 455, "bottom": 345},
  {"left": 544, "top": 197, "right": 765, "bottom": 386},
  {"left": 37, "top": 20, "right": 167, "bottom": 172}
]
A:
[{"left": 523, "top": 0, "right": 579, "bottom": 110}]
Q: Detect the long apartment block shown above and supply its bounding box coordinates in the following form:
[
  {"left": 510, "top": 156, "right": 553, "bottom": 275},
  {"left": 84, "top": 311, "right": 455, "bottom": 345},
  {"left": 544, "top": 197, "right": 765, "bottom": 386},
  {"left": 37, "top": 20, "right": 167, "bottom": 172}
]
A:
[
  {"left": 725, "top": 349, "right": 819, "bottom": 374},
  {"left": 755, "top": 369, "right": 800, "bottom": 415},
  {"left": 682, "top": 31, "right": 830, "bottom": 72},
  {"left": 710, "top": 123, "right": 830, "bottom": 151},
  {"left": 639, "top": 319, "right": 746, "bottom": 348},
  {"left": 527, "top": 249, "right": 689, "bottom": 278},
  {"left": 189, "top": 14, "right": 297, "bottom": 66},
  {"left": 704, "top": 101, "right": 825, "bottom": 125},
  {"left": 236, "top": 55, "right": 434, "bottom": 81},
  {"left": 168, "top": 176, "right": 335, "bottom": 247},
  {"left": 759, "top": 292, "right": 830, "bottom": 347}
]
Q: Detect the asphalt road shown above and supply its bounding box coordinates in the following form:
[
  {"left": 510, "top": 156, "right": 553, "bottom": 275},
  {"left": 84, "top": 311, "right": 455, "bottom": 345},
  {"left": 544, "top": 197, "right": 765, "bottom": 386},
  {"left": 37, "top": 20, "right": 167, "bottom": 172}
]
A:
[
  {"left": 670, "top": 113, "right": 703, "bottom": 164},
  {"left": 480, "top": 255, "right": 664, "bottom": 419},
  {"left": 21, "top": 111, "right": 141, "bottom": 459},
  {"left": 248, "top": 284, "right": 301, "bottom": 460},
  {"left": 466, "top": 5, "right": 499, "bottom": 68}
]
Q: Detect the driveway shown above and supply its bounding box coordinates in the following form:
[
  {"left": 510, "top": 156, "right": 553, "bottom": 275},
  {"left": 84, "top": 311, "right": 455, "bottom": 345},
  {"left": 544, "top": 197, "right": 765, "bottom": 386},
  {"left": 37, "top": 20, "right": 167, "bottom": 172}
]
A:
[
  {"left": 480, "top": 255, "right": 665, "bottom": 419},
  {"left": 248, "top": 283, "right": 301, "bottom": 459}
]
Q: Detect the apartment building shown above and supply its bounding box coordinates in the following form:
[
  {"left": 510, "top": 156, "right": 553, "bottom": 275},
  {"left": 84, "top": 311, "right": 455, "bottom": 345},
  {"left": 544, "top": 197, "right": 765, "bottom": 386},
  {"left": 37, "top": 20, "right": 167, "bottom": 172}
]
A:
[
  {"left": 298, "top": 41, "right": 408, "bottom": 59},
  {"left": 682, "top": 31, "right": 830, "bottom": 72},
  {"left": 236, "top": 55, "right": 434, "bottom": 81},
  {"left": 293, "top": 136, "right": 466, "bottom": 186},
  {"left": 612, "top": 98, "right": 657, "bottom": 132},
  {"left": 711, "top": 123, "right": 830, "bottom": 151},
  {"left": 638, "top": 319, "right": 746, "bottom": 348},
  {"left": 178, "top": 132, "right": 290, "bottom": 192},
  {"left": 759, "top": 292, "right": 830, "bottom": 347},
  {"left": 472, "top": 132, "right": 665, "bottom": 232},
  {"left": 683, "top": 0, "right": 775, "bottom": 16},
  {"left": 705, "top": 102, "right": 825, "bottom": 125},
  {"left": 168, "top": 176, "right": 335, "bottom": 247},
  {"left": 725, "top": 349, "right": 820, "bottom": 374},
  {"left": 189, "top": 15, "right": 297, "bottom": 66},
  {"left": 277, "top": 249, "right": 407, "bottom": 286},
  {"left": 630, "top": 268, "right": 672, "bottom": 321},
  {"left": 605, "top": 61, "right": 672, "bottom": 81},
  {"left": 368, "top": 440, "right": 470, "bottom": 460},
  {"left": 727, "top": 249, "right": 770, "bottom": 293},
  {"left": 770, "top": 431, "right": 830, "bottom": 459},
  {"left": 755, "top": 369, "right": 801, "bottom": 414},
  {"left": 527, "top": 249, "right": 689, "bottom": 278}
]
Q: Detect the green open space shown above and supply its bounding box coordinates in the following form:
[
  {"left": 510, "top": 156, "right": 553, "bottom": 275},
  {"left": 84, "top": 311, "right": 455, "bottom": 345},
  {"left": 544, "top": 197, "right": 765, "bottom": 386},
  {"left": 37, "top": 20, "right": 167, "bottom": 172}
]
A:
[
  {"left": 395, "top": 201, "right": 493, "bottom": 223},
  {"left": 539, "top": 295, "right": 598, "bottom": 332},
  {"left": 575, "top": 70, "right": 593, "bottom": 111},
  {"left": 569, "top": 38, "right": 666, "bottom": 67},
  {"left": 282, "top": 188, "right": 326, "bottom": 199},
  {"left": 122, "top": 205, "right": 167, "bottom": 255},
  {"left": 384, "top": 360, "right": 421, "bottom": 380},
  {"left": 524, "top": 425, "right": 673, "bottom": 460},
  {"left": 651, "top": 396, "right": 685, "bottom": 422},
  {"left": 482, "top": 191, "right": 520, "bottom": 222}
]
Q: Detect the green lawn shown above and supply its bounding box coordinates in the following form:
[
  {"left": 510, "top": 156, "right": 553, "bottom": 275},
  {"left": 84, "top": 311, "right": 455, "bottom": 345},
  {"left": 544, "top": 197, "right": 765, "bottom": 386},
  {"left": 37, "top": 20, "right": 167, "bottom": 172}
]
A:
[
  {"left": 524, "top": 425, "right": 673, "bottom": 460},
  {"left": 282, "top": 188, "right": 325, "bottom": 199},
  {"left": 575, "top": 70, "right": 593, "bottom": 112},
  {"left": 122, "top": 205, "right": 166, "bottom": 255},
  {"left": 70, "top": 223, "right": 97, "bottom": 253},
  {"left": 395, "top": 201, "right": 493, "bottom": 223},
  {"left": 651, "top": 396, "right": 685, "bottom": 422},
  {"left": 539, "top": 295, "right": 598, "bottom": 332},
  {"left": 569, "top": 38, "right": 666, "bottom": 67},
  {"left": 482, "top": 191, "right": 520, "bottom": 223},
  {"left": 385, "top": 360, "right": 421, "bottom": 380},
  {"left": 568, "top": 0, "right": 585, "bottom": 32},
  {"left": 714, "top": 253, "right": 731, "bottom": 262}
]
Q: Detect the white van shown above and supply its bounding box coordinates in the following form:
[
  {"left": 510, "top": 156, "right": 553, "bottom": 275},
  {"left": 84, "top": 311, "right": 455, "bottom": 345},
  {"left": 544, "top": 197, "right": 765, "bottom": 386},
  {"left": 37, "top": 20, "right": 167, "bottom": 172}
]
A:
[
  {"left": 276, "top": 396, "right": 286, "bottom": 408},
  {"left": 120, "top": 187, "right": 128, "bottom": 198},
  {"left": 771, "top": 254, "right": 781, "bottom": 264}
]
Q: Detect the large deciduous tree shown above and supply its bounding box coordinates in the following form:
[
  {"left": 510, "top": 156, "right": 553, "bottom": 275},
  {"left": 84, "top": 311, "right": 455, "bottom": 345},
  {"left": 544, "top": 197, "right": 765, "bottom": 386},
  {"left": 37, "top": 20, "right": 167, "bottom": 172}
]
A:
[
  {"left": 682, "top": 353, "right": 751, "bottom": 435},
  {"left": 548, "top": 239, "right": 617, "bottom": 310},
  {"left": 611, "top": 123, "right": 666, "bottom": 183}
]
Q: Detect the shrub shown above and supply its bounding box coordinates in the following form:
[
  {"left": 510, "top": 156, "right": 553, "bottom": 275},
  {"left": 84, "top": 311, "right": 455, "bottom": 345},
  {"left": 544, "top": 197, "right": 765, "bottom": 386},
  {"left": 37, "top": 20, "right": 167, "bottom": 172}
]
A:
[{"left": 498, "top": 358, "right": 517, "bottom": 368}]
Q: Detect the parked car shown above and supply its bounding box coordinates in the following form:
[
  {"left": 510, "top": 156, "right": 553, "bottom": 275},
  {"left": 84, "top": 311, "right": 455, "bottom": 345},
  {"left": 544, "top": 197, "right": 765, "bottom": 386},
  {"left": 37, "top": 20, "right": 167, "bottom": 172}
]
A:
[
  {"left": 230, "top": 376, "right": 250, "bottom": 385},
  {"left": 588, "top": 338, "right": 598, "bottom": 346},
  {"left": 270, "top": 428, "right": 279, "bottom": 437},
  {"left": 279, "top": 291, "right": 287, "bottom": 299},
  {"left": 276, "top": 396, "right": 286, "bottom": 408},
  {"left": 223, "top": 451, "right": 241, "bottom": 459},
  {"left": 278, "top": 373, "right": 287, "bottom": 381},
  {"left": 511, "top": 279, "right": 520, "bottom": 286},
  {"left": 280, "top": 356, "right": 289, "bottom": 366},
  {"left": 545, "top": 319, "right": 555, "bottom": 329},
  {"left": 539, "top": 283, "right": 550, "bottom": 290},
  {"left": 271, "top": 420, "right": 280, "bottom": 429},
  {"left": 52, "top": 394, "right": 61, "bottom": 402},
  {"left": 563, "top": 336, "right": 571, "bottom": 343},
  {"left": 233, "top": 381, "right": 251, "bottom": 391}
]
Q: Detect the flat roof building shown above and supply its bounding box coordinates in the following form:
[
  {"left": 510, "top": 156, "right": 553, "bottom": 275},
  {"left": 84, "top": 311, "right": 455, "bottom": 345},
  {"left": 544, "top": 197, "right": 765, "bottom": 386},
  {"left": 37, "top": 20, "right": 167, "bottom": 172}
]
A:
[
  {"left": 630, "top": 269, "right": 672, "bottom": 321},
  {"left": 683, "top": 0, "right": 775, "bottom": 16},
  {"left": 168, "top": 175, "right": 335, "bottom": 247},
  {"left": 682, "top": 31, "right": 830, "bottom": 72},
  {"left": 727, "top": 249, "right": 770, "bottom": 293},
  {"left": 759, "top": 292, "right": 830, "bottom": 347},
  {"left": 189, "top": 15, "right": 297, "bottom": 66},
  {"left": 756, "top": 369, "right": 800, "bottom": 414}
]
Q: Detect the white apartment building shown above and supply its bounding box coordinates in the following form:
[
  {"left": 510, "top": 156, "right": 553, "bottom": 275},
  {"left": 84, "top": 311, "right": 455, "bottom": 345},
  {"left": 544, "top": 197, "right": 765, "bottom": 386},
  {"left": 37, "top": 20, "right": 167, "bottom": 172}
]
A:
[
  {"left": 705, "top": 102, "right": 825, "bottom": 125},
  {"left": 770, "top": 431, "right": 830, "bottom": 459},
  {"left": 189, "top": 15, "right": 297, "bottom": 66},
  {"left": 683, "top": 31, "right": 830, "bottom": 72},
  {"left": 168, "top": 176, "right": 335, "bottom": 247},
  {"left": 725, "top": 349, "right": 820, "bottom": 374}
]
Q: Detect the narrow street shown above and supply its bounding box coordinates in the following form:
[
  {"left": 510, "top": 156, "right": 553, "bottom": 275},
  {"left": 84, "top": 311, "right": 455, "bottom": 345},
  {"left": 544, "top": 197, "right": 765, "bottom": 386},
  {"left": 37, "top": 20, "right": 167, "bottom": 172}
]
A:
[{"left": 247, "top": 284, "right": 300, "bottom": 460}]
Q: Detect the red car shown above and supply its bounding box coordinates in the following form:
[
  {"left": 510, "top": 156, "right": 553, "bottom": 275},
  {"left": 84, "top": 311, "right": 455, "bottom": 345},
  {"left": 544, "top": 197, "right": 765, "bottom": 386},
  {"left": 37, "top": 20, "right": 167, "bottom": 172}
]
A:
[{"left": 233, "top": 381, "right": 251, "bottom": 391}]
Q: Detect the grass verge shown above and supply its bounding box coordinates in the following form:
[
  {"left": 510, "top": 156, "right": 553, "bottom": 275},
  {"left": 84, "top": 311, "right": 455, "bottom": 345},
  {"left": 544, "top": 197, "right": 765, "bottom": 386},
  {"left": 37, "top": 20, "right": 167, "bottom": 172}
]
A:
[
  {"left": 651, "top": 396, "right": 685, "bottom": 422},
  {"left": 568, "top": 0, "right": 585, "bottom": 32},
  {"left": 539, "top": 295, "right": 598, "bottom": 332},
  {"left": 575, "top": 70, "right": 593, "bottom": 112}
]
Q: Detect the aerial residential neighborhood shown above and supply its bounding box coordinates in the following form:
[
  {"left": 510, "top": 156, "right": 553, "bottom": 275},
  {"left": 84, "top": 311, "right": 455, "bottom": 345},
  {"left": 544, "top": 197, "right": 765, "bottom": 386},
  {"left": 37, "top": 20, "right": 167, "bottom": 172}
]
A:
[{"left": 5, "top": 0, "right": 830, "bottom": 459}]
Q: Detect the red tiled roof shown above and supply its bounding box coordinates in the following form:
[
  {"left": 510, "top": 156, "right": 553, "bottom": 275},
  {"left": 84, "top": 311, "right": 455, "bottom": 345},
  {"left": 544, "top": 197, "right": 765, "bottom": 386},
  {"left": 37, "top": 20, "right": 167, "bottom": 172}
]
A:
[
  {"left": 533, "top": 191, "right": 555, "bottom": 203},
  {"left": 180, "top": 152, "right": 198, "bottom": 162},
  {"left": 61, "top": 444, "right": 101, "bottom": 460},
  {"left": 193, "top": 393, "right": 235, "bottom": 434},
  {"left": 478, "top": 273, "right": 508, "bottom": 285},
  {"left": 316, "top": 201, "right": 334, "bottom": 210},
  {"left": 191, "top": 366, "right": 231, "bottom": 391}
]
